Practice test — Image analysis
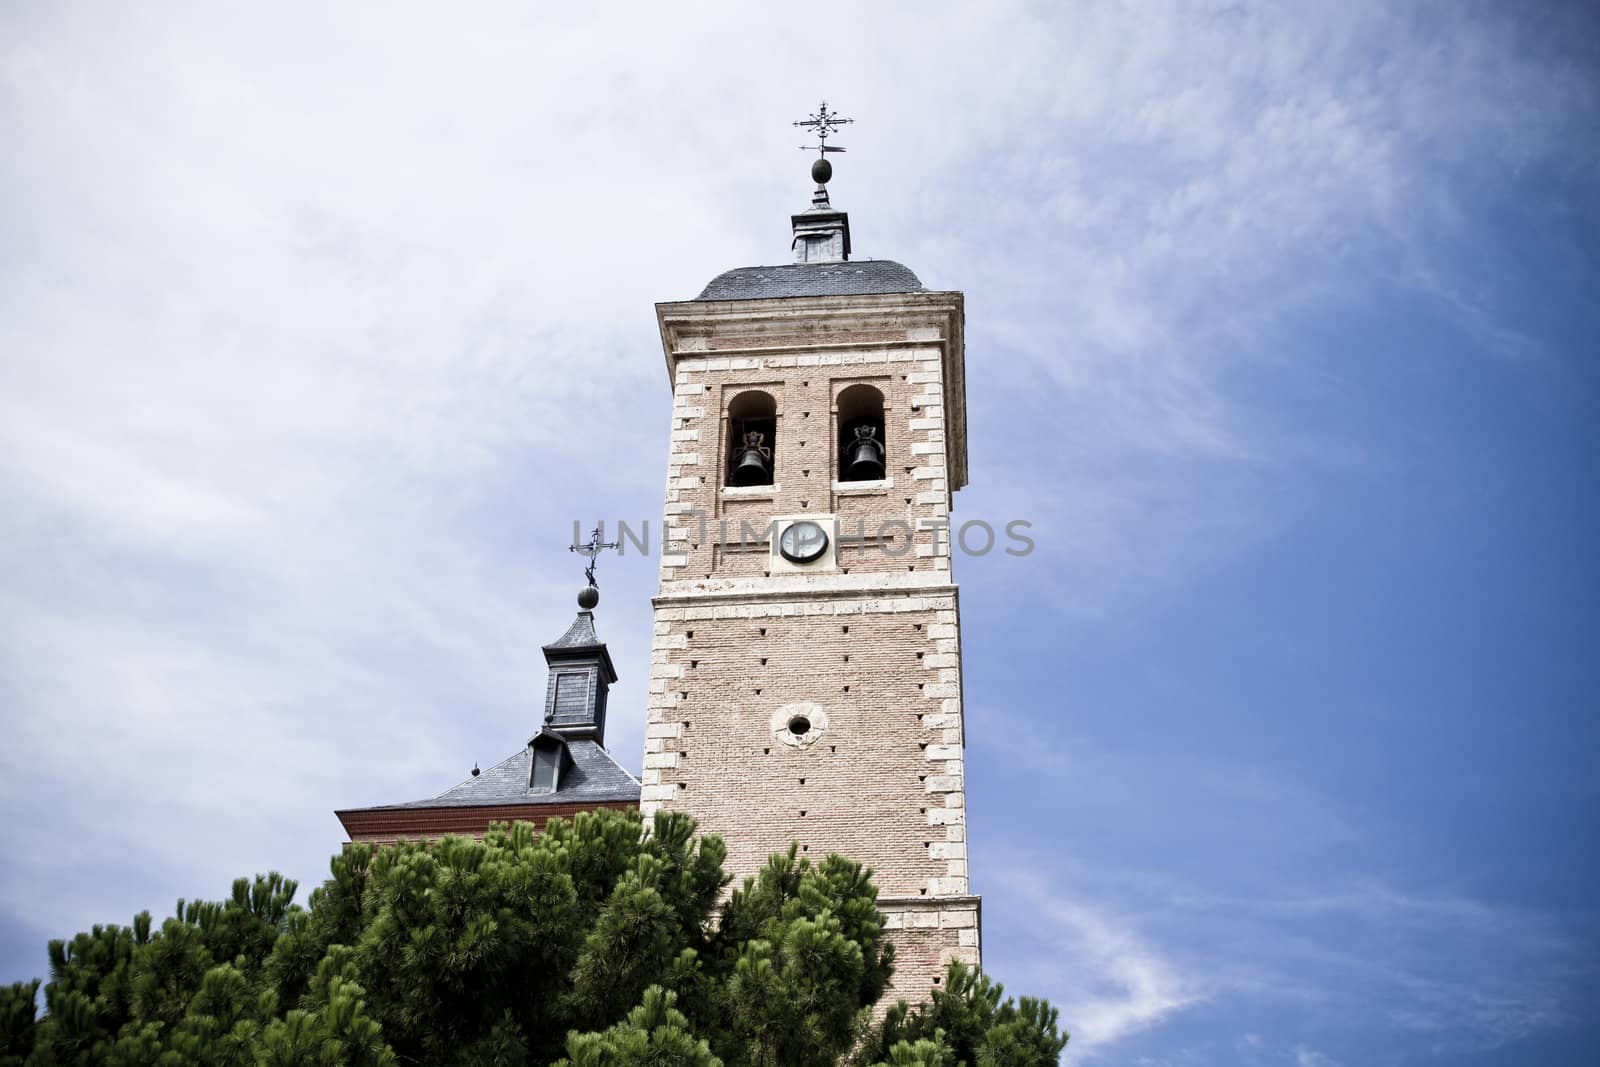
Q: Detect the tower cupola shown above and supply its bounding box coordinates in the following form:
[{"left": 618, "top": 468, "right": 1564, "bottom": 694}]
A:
[
  {"left": 538, "top": 586, "right": 618, "bottom": 745},
  {"left": 791, "top": 160, "right": 852, "bottom": 263}
]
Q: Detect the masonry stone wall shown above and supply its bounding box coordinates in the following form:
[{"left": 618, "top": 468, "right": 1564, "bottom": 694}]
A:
[
  {"left": 880, "top": 898, "right": 982, "bottom": 1008},
  {"left": 641, "top": 591, "right": 967, "bottom": 897},
  {"left": 644, "top": 293, "right": 978, "bottom": 1002}
]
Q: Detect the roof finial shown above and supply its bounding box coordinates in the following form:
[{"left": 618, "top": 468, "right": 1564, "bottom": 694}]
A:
[
  {"left": 795, "top": 100, "right": 853, "bottom": 203},
  {"left": 568, "top": 523, "right": 619, "bottom": 609}
]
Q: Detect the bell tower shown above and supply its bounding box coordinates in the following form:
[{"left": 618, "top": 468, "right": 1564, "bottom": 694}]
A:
[{"left": 641, "top": 109, "right": 977, "bottom": 1004}]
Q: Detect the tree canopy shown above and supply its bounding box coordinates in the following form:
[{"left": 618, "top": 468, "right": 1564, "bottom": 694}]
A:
[{"left": 1, "top": 808, "right": 1066, "bottom": 1066}]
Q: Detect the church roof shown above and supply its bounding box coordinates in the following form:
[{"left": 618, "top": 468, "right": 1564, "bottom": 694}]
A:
[
  {"left": 696, "top": 259, "right": 925, "bottom": 301},
  {"left": 371, "top": 739, "right": 640, "bottom": 811},
  {"left": 338, "top": 581, "right": 640, "bottom": 827}
]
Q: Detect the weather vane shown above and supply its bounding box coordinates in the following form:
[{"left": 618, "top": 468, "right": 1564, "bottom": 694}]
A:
[
  {"left": 569, "top": 524, "right": 619, "bottom": 590},
  {"left": 795, "top": 100, "right": 853, "bottom": 158}
]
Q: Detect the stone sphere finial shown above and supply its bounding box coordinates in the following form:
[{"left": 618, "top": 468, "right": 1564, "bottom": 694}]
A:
[
  {"left": 577, "top": 584, "right": 600, "bottom": 610},
  {"left": 811, "top": 157, "right": 832, "bottom": 185}
]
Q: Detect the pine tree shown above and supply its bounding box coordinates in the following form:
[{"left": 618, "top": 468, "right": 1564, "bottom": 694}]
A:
[
  {"left": 0, "top": 979, "right": 40, "bottom": 1067},
  {"left": 851, "top": 961, "right": 1068, "bottom": 1067},
  {"left": 10, "top": 808, "right": 1066, "bottom": 1065}
]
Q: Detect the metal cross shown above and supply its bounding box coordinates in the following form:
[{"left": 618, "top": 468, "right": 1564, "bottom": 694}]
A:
[
  {"left": 795, "top": 100, "right": 854, "bottom": 156},
  {"left": 569, "top": 524, "right": 620, "bottom": 588}
]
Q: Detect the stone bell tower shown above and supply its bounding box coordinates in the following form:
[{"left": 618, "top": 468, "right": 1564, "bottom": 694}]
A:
[{"left": 640, "top": 115, "right": 977, "bottom": 1005}]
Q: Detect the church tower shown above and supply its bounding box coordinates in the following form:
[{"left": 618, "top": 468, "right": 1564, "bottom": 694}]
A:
[{"left": 641, "top": 111, "right": 978, "bottom": 1004}]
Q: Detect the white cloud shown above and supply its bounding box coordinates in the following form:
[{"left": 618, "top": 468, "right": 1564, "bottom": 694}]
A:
[
  {"left": 973, "top": 706, "right": 1596, "bottom": 1058},
  {"left": 1294, "top": 1047, "right": 1341, "bottom": 1067},
  {"left": 989, "top": 871, "right": 1200, "bottom": 1055},
  {"left": 0, "top": 9, "right": 1592, "bottom": 1056},
  {"left": 992, "top": 860, "right": 1595, "bottom": 1059}
]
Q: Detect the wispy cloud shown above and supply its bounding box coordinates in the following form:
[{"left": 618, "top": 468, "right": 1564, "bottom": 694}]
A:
[
  {"left": 974, "top": 703, "right": 1597, "bottom": 1058},
  {"left": 1, "top": 7, "right": 1594, "bottom": 1065},
  {"left": 987, "top": 869, "right": 1201, "bottom": 1056},
  {"left": 987, "top": 861, "right": 1595, "bottom": 1060},
  {"left": 986, "top": 817, "right": 1594, "bottom": 1058},
  {"left": 1294, "top": 1047, "right": 1341, "bottom": 1067}
]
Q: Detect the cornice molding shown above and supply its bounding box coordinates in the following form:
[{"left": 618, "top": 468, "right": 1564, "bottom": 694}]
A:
[
  {"left": 653, "top": 578, "right": 960, "bottom": 608},
  {"left": 336, "top": 800, "right": 636, "bottom": 844}
]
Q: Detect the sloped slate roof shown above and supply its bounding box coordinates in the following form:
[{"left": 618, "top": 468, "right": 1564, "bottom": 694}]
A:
[
  {"left": 371, "top": 739, "right": 640, "bottom": 810},
  {"left": 544, "top": 610, "right": 601, "bottom": 650},
  {"left": 697, "top": 260, "right": 924, "bottom": 301},
  {"left": 542, "top": 608, "right": 618, "bottom": 681}
]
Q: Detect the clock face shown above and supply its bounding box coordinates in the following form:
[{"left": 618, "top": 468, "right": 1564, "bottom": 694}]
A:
[{"left": 778, "top": 520, "right": 830, "bottom": 564}]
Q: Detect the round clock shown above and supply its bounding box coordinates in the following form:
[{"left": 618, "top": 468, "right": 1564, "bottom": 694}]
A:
[{"left": 778, "top": 520, "right": 830, "bottom": 564}]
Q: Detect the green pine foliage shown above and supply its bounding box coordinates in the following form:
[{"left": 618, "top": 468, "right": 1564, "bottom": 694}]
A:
[
  {"left": 851, "top": 961, "right": 1068, "bottom": 1067},
  {"left": 9, "top": 809, "right": 1066, "bottom": 1065}
]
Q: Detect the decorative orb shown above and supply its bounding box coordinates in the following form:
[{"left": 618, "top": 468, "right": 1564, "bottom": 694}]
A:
[
  {"left": 811, "top": 157, "right": 832, "bottom": 184},
  {"left": 577, "top": 584, "right": 600, "bottom": 610}
]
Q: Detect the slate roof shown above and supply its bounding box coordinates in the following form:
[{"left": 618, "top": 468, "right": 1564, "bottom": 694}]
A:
[
  {"left": 368, "top": 739, "right": 640, "bottom": 810},
  {"left": 697, "top": 260, "right": 925, "bottom": 301},
  {"left": 545, "top": 610, "right": 601, "bottom": 650},
  {"left": 543, "top": 608, "right": 618, "bottom": 682}
]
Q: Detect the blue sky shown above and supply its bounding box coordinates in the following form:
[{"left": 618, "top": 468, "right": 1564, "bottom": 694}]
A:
[{"left": 2, "top": 3, "right": 1596, "bottom": 1064}]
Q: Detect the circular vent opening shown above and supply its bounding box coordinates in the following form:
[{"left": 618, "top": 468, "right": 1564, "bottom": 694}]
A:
[{"left": 787, "top": 715, "right": 812, "bottom": 737}]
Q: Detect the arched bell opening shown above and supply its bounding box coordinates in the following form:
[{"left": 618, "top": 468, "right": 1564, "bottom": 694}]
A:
[
  {"left": 727, "top": 389, "right": 777, "bottom": 488},
  {"left": 836, "top": 383, "right": 887, "bottom": 482}
]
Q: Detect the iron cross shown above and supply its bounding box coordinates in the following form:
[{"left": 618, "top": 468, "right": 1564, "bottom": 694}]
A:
[
  {"left": 569, "top": 524, "right": 620, "bottom": 588},
  {"left": 795, "top": 100, "right": 854, "bottom": 156}
]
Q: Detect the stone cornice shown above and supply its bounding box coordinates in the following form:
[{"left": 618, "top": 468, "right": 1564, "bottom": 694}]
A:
[
  {"left": 653, "top": 574, "right": 959, "bottom": 607},
  {"left": 877, "top": 893, "right": 982, "bottom": 911}
]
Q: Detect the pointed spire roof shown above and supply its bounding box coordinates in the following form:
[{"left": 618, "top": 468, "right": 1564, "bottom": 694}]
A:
[
  {"left": 542, "top": 602, "right": 618, "bottom": 683},
  {"left": 536, "top": 585, "right": 618, "bottom": 745},
  {"left": 545, "top": 608, "right": 600, "bottom": 650}
]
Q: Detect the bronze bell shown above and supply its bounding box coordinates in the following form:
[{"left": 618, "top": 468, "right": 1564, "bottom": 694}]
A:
[
  {"left": 731, "top": 430, "right": 772, "bottom": 486},
  {"left": 844, "top": 425, "right": 886, "bottom": 481}
]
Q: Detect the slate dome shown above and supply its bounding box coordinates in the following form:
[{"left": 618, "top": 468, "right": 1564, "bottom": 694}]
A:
[{"left": 697, "top": 259, "right": 925, "bottom": 301}]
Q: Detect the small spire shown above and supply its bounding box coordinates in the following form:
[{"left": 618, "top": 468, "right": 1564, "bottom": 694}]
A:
[
  {"left": 791, "top": 100, "right": 854, "bottom": 264},
  {"left": 540, "top": 545, "right": 620, "bottom": 745}
]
